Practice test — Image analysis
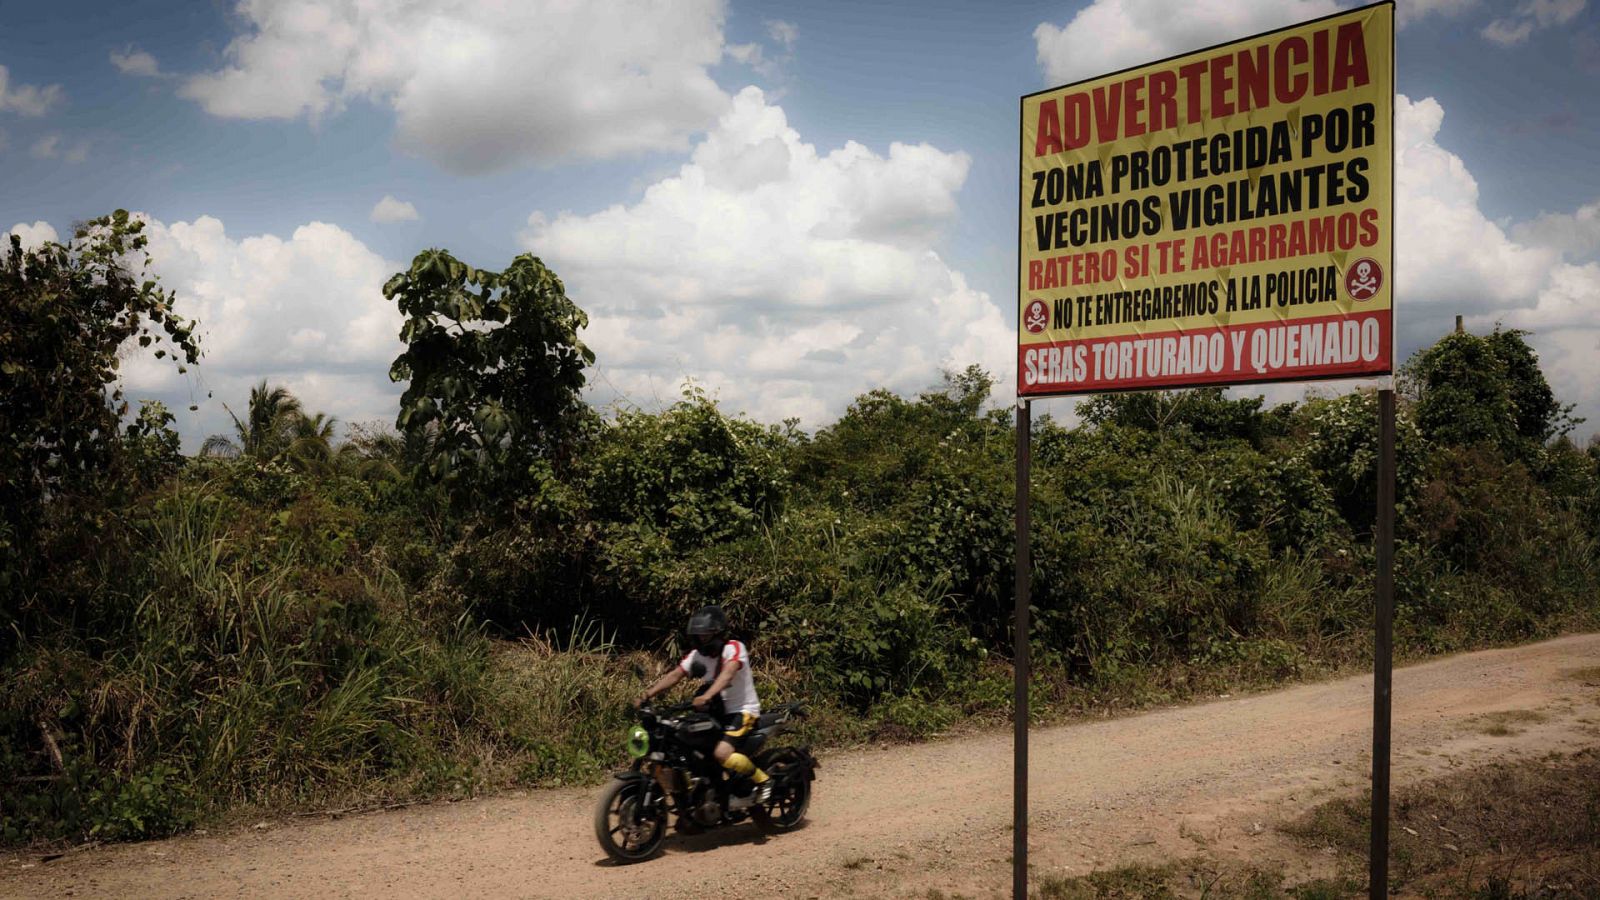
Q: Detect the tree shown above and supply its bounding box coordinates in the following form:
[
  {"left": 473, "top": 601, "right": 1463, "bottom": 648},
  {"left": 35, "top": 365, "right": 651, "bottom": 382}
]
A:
[
  {"left": 1407, "top": 332, "right": 1518, "bottom": 452},
  {"left": 1407, "top": 328, "right": 1578, "bottom": 465},
  {"left": 201, "top": 380, "right": 305, "bottom": 459},
  {"left": 287, "top": 410, "right": 344, "bottom": 474},
  {"left": 1, "top": 211, "right": 200, "bottom": 594},
  {"left": 1484, "top": 328, "right": 1580, "bottom": 446},
  {"left": 385, "top": 249, "right": 594, "bottom": 510}
]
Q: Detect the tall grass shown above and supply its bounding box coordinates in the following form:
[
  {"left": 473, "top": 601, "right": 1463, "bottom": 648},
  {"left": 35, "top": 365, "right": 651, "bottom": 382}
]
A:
[{"left": 0, "top": 483, "right": 646, "bottom": 843}]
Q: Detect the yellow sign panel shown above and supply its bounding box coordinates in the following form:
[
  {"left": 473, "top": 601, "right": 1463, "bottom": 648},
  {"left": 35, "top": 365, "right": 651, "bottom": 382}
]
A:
[{"left": 1018, "top": 1, "right": 1393, "bottom": 396}]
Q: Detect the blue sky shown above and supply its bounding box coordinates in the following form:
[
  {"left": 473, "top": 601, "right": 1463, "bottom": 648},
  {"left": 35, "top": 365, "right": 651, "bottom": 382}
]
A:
[{"left": 4, "top": 0, "right": 1600, "bottom": 444}]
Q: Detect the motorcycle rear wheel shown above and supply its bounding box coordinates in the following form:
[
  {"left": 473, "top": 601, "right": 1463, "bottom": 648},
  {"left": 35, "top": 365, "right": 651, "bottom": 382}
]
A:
[
  {"left": 594, "top": 779, "right": 666, "bottom": 863},
  {"left": 751, "top": 770, "right": 810, "bottom": 833}
]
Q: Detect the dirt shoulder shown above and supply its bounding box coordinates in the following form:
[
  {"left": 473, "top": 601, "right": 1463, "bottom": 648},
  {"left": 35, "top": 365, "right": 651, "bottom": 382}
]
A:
[{"left": 5, "top": 634, "right": 1599, "bottom": 900}]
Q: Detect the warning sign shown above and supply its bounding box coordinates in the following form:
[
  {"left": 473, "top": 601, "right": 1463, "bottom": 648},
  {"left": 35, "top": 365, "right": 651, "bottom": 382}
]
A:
[{"left": 1018, "top": 1, "right": 1394, "bottom": 396}]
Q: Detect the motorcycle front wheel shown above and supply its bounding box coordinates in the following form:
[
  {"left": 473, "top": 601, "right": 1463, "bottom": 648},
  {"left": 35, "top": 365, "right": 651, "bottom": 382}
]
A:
[{"left": 594, "top": 778, "right": 666, "bottom": 863}]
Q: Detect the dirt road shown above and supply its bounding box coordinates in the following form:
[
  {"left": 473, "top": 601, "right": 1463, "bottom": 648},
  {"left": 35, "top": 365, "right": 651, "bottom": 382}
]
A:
[{"left": 6, "top": 634, "right": 1600, "bottom": 899}]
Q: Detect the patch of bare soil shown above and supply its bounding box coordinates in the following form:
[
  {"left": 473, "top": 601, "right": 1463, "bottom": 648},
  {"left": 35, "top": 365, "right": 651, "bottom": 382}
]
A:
[{"left": 4, "top": 634, "right": 1599, "bottom": 900}]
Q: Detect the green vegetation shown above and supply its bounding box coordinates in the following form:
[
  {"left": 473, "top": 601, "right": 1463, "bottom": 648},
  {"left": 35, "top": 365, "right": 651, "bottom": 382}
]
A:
[{"left": 4, "top": 221, "right": 1599, "bottom": 844}]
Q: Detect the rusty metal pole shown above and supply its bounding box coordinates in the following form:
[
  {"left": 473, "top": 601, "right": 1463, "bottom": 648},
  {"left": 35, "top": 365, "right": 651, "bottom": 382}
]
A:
[
  {"left": 1369, "top": 388, "right": 1396, "bottom": 898},
  {"left": 1014, "top": 399, "right": 1032, "bottom": 900}
]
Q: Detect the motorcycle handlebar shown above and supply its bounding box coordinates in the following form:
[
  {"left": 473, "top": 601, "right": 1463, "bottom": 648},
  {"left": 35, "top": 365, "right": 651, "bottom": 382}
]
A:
[{"left": 638, "top": 701, "right": 696, "bottom": 716}]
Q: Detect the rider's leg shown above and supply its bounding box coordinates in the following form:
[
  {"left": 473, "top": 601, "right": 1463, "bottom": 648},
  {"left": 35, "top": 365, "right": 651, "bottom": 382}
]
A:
[{"left": 714, "top": 726, "right": 768, "bottom": 786}]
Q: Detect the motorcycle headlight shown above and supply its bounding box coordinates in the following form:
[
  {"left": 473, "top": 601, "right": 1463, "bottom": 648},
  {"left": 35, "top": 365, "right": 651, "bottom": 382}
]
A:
[{"left": 627, "top": 724, "right": 650, "bottom": 759}]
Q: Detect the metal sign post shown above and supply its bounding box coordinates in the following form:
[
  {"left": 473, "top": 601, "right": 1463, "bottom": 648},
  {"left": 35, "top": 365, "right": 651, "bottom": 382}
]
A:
[
  {"left": 1013, "top": 399, "right": 1032, "bottom": 899},
  {"left": 1369, "top": 388, "right": 1396, "bottom": 897}
]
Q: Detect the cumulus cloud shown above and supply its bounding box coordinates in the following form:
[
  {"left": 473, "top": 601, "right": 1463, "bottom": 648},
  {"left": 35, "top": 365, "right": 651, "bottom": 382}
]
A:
[
  {"left": 369, "top": 195, "right": 419, "bottom": 223},
  {"left": 117, "top": 214, "right": 406, "bottom": 448},
  {"left": 0, "top": 64, "right": 64, "bottom": 116},
  {"left": 1387, "top": 95, "right": 1600, "bottom": 430},
  {"left": 1482, "top": 0, "right": 1586, "bottom": 45},
  {"left": 521, "top": 87, "right": 1011, "bottom": 425},
  {"left": 180, "top": 0, "right": 731, "bottom": 174},
  {"left": 1391, "top": 96, "right": 1559, "bottom": 322},
  {"left": 1035, "top": 0, "right": 1345, "bottom": 85},
  {"left": 1513, "top": 200, "right": 1600, "bottom": 259},
  {"left": 8, "top": 220, "right": 60, "bottom": 251},
  {"left": 110, "top": 46, "right": 164, "bottom": 78},
  {"left": 1035, "top": 0, "right": 1482, "bottom": 84}
]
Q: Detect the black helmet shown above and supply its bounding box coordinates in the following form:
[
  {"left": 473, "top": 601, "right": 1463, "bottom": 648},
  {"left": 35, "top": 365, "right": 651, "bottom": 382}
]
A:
[{"left": 686, "top": 605, "right": 728, "bottom": 654}]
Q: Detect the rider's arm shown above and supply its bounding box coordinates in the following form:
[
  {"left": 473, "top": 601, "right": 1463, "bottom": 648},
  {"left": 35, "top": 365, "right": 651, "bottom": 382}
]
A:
[
  {"left": 639, "top": 666, "right": 685, "bottom": 706},
  {"left": 693, "top": 658, "right": 741, "bottom": 708}
]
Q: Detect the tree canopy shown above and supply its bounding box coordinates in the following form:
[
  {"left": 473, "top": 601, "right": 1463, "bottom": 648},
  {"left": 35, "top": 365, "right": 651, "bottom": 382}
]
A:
[
  {"left": 386, "top": 249, "right": 595, "bottom": 510},
  {"left": 0, "top": 211, "right": 200, "bottom": 595}
]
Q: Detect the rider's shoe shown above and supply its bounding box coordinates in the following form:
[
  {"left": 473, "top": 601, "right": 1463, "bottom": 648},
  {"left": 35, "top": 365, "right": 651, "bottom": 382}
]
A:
[{"left": 753, "top": 781, "right": 773, "bottom": 805}]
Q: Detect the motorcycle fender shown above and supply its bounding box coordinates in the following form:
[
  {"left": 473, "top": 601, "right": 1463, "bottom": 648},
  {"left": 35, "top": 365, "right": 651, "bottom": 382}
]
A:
[
  {"left": 611, "top": 770, "right": 651, "bottom": 786},
  {"left": 756, "top": 746, "right": 819, "bottom": 782}
]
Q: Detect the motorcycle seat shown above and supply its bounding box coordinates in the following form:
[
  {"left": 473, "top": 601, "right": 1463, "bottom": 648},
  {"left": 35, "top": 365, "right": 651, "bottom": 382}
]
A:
[{"left": 756, "top": 702, "right": 804, "bottom": 731}]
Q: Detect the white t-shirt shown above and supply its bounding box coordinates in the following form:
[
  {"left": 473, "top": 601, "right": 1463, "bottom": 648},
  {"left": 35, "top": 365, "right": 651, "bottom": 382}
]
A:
[{"left": 679, "top": 639, "right": 761, "bottom": 716}]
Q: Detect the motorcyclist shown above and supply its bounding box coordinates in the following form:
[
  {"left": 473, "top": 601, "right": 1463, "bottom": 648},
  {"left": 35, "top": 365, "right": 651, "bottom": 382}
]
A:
[{"left": 637, "top": 605, "right": 771, "bottom": 802}]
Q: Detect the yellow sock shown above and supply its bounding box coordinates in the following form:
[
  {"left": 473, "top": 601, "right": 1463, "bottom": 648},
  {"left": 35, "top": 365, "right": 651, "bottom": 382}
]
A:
[{"left": 722, "top": 752, "right": 769, "bottom": 783}]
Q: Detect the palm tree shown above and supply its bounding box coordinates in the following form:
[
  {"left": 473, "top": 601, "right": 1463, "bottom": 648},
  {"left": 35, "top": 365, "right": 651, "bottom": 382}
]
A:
[
  {"left": 201, "top": 381, "right": 305, "bottom": 460},
  {"left": 287, "top": 411, "right": 342, "bottom": 474}
]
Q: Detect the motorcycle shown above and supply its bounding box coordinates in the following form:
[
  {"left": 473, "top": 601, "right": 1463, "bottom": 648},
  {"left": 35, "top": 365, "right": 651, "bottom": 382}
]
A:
[{"left": 593, "top": 700, "right": 819, "bottom": 862}]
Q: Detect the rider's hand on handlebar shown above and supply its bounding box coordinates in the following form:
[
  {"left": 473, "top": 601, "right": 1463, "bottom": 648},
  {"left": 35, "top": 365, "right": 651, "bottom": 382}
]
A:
[
  {"left": 634, "top": 694, "right": 648, "bottom": 710},
  {"left": 691, "top": 693, "right": 711, "bottom": 711}
]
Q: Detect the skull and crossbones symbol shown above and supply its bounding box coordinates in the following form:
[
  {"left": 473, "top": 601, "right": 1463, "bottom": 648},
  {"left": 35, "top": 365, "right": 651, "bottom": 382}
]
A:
[
  {"left": 1025, "top": 301, "right": 1049, "bottom": 332},
  {"left": 1349, "top": 261, "right": 1378, "bottom": 295}
]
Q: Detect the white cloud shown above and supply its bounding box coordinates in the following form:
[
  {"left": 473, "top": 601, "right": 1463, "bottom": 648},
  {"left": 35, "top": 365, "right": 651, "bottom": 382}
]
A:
[
  {"left": 369, "top": 195, "right": 419, "bottom": 223},
  {"left": 1034, "top": 0, "right": 1345, "bottom": 85},
  {"left": 1034, "top": 0, "right": 1482, "bottom": 84},
  {"left": 8, "top": 220, "right": 60, "bottom": 251},
  {"left": 1392, "top": 96, "right": 1559, "bottom": 321},
  {"left": 766, "top": 20, "right": 799, "bottom": 49},
  {"left": 1483, "top": 0, "right": 1586, "bottom": 45},
  {"left": 1513, "top": 200, "right": 1600, "bottom": 259},
  {"left": 110, "top": 46, "right": 164, "bottom": 78},
  {"left": 0, "top": 64, "right": 64, "bottom": 116},
  {"left": 1391, "top": 96, "right": 1600, "bottom": 436},
  {"left": 118, "top": 214, "right": 406, "bottom": 448},
  {"left": 520, "top": 87, "right": 1011, "bottom": 425},
  {"left": 728, "top": 19, "right": 799, "bottom": 78},
  {"left": 29, "top": 133, "right": 89, "bottom": 163},
  {"left": 180, "top": 0, "right": 731, "bottom": 174}
]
